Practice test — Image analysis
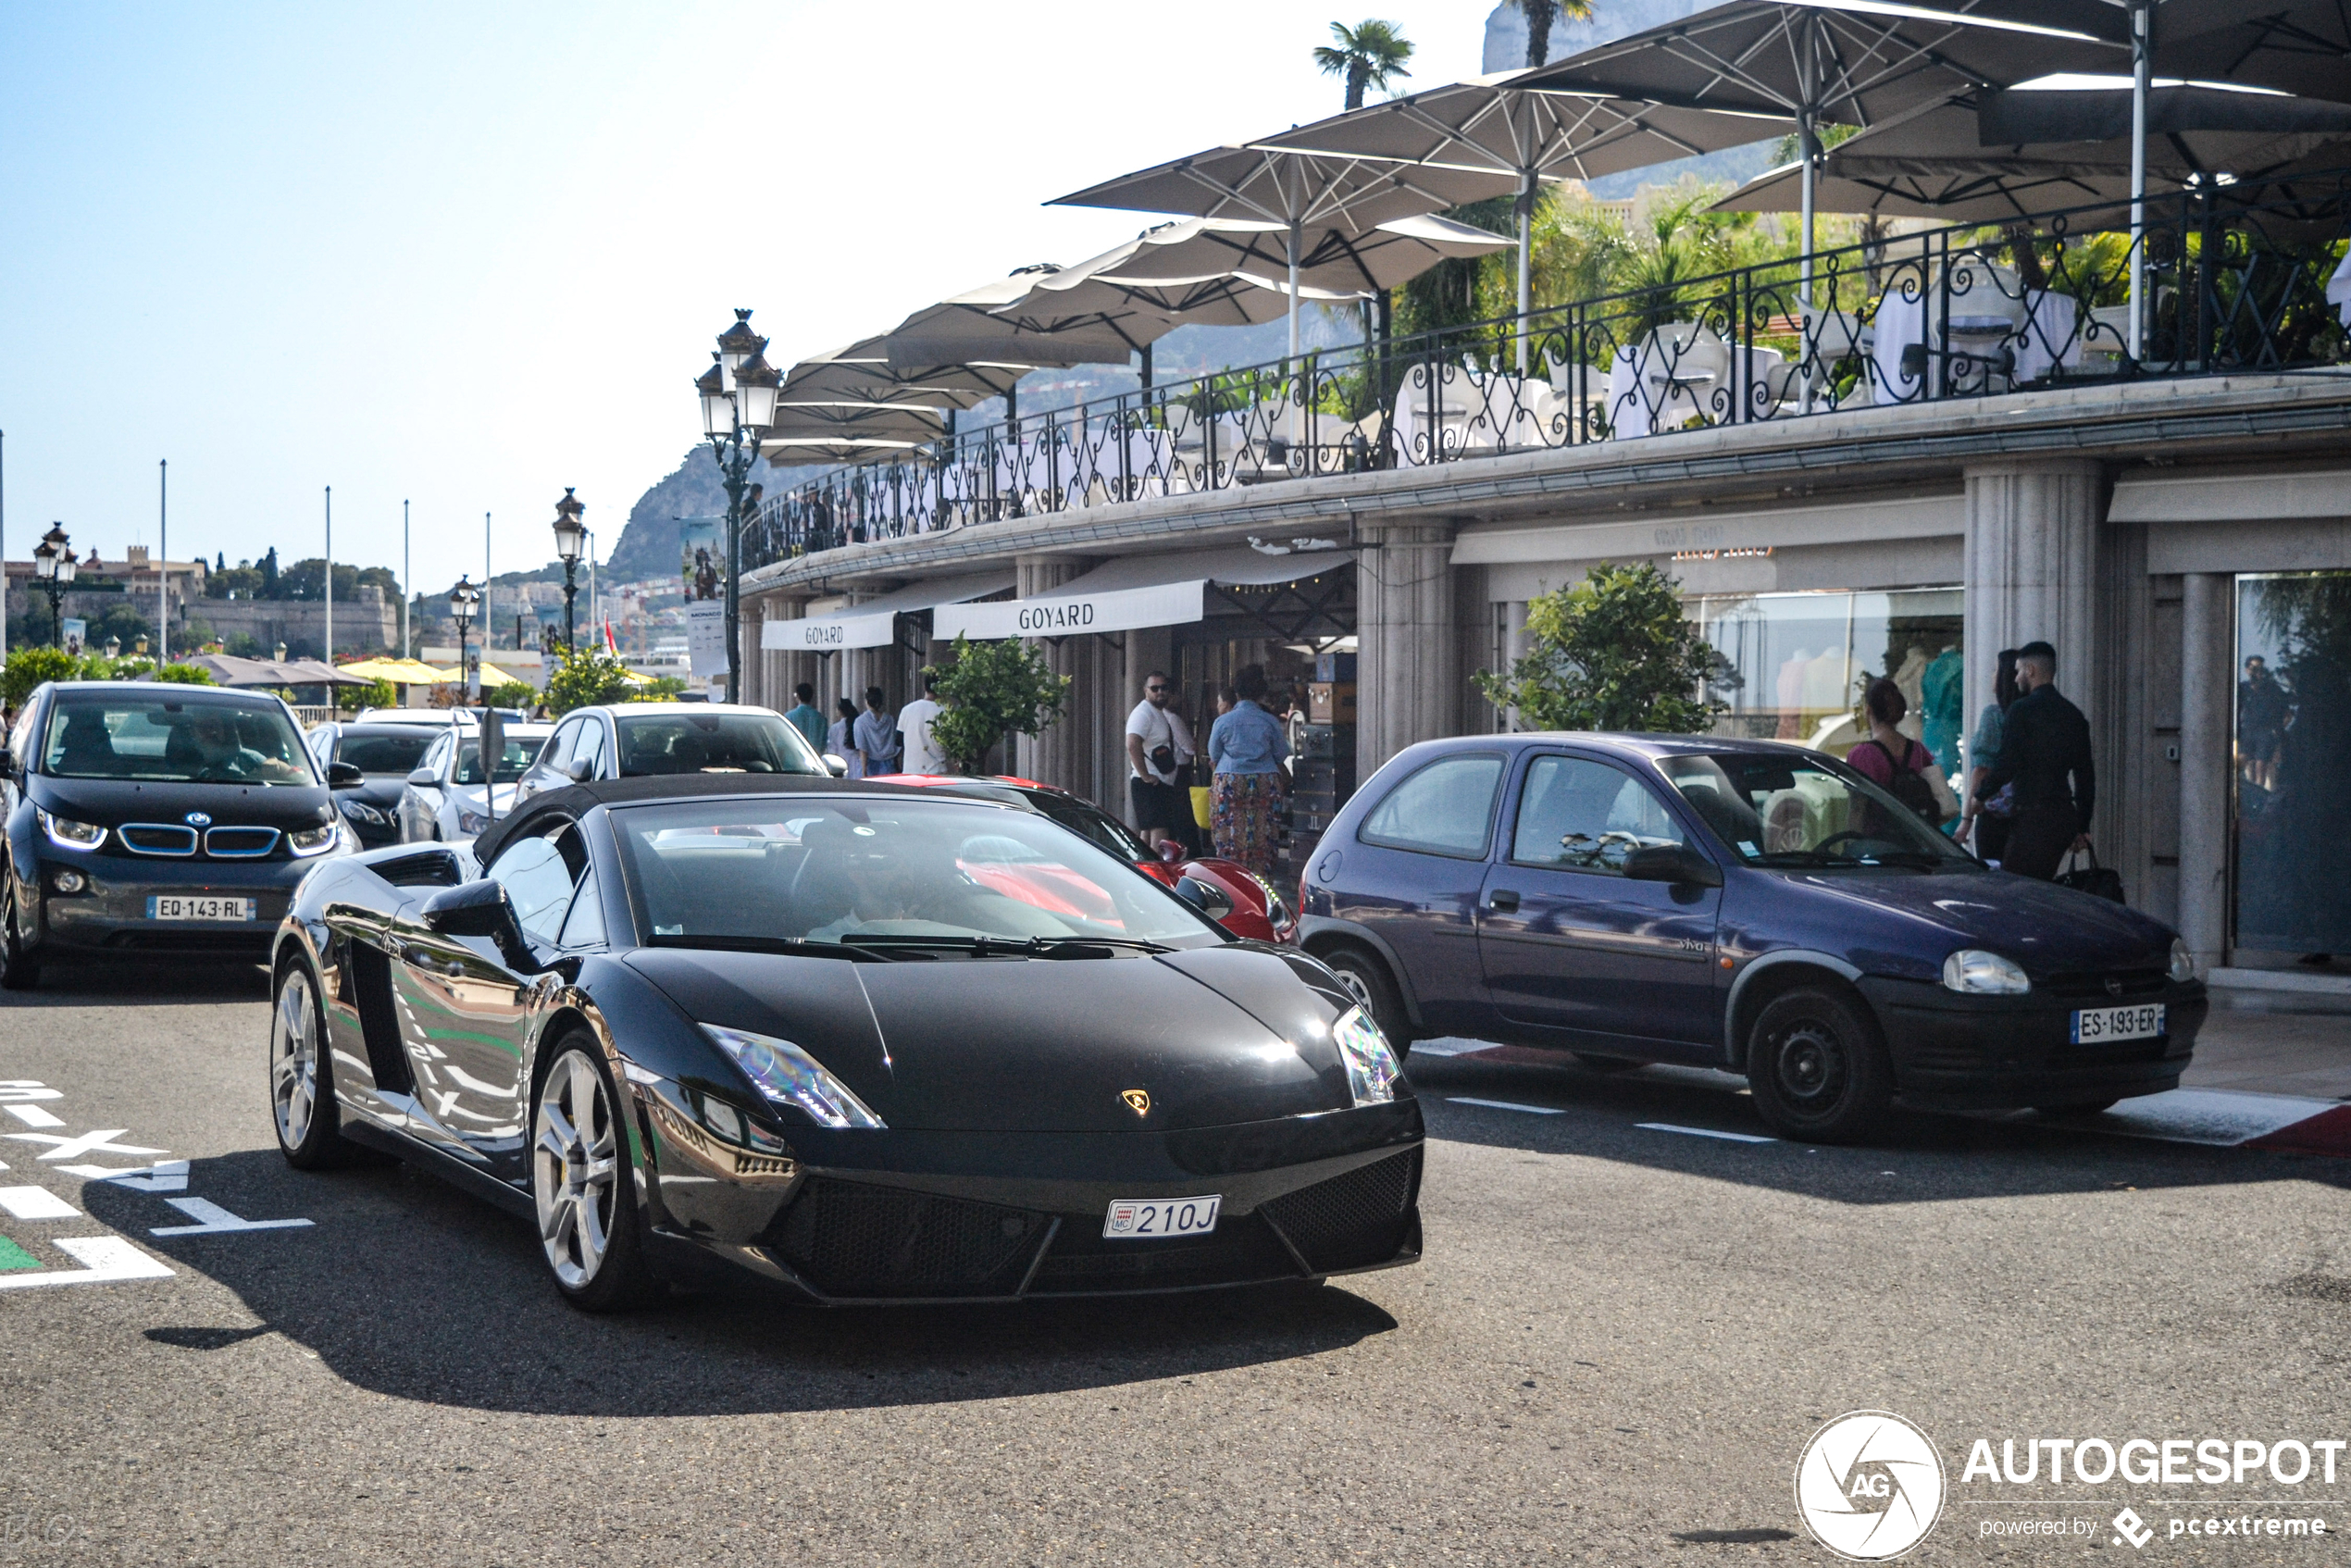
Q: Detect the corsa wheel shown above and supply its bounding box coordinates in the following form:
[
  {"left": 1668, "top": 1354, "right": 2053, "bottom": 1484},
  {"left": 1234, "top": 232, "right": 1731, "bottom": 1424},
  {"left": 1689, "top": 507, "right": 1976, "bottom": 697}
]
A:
[
  {"left": 1745, "top": 988, "right": 1892, "bottom": 1143},
  {"left": 1319, "top": 947, "right": 1413, "bottom": 1056},
  {"left": 531, "top": 1042, "right": 657, "bottom": 1311}
]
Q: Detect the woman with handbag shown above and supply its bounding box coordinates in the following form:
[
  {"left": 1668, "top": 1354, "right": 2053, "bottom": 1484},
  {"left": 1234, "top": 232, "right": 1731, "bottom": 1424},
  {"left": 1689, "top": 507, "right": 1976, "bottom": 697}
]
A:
[
  {"left": 1208, "top": 666, "right": 1288, "bottom": 875},
  {"left": 1957, "top": 649, "right": 2021, "bottom": 863}
]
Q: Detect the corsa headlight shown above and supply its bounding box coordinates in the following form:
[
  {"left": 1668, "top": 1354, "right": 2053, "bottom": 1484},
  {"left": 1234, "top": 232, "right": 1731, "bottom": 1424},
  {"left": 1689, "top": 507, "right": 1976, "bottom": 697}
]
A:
[
  {"left": 703, "top": 1024, "right": 886, "bottom": 1129},
  {"left": 1942, "top": 948, "right": 2031, "bottom": 996},
  {"left": 38, "top": 810, "right": 104, "bottom": 852},
  {"left": 288, "top": 822, "right": 341, "bottom": 857},
  {"left": 1332, "top": 1004, "right": 1400, "bottom": 1106},
  {"left": 2169, "top": 938, "right": 2196, "bottom": 984}
]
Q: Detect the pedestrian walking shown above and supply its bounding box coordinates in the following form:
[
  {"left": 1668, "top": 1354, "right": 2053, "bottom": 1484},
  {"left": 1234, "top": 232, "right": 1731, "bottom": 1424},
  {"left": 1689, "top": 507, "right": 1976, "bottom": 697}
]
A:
[
  {"left": 1957, "top": 649, "right": 2021, "bottom": 862},
  {"left": 783, "top": 682, "right": 827, "bottom": 758},
  {"left": 1125, "top": 670, "right": 1185, "bottom": 849},
  {"left": 1978, "top": 641, "right": 2095, "bottom": 880},
  {"left": 827, "top": 697, "right": 864, "bottom": 779},
  {"left": 1848, "top": 678, "right": 1954, "bottom": 829},
  {"left": 897, "top": 676, "right": 945, "bottom": 775},
  {"left": 853, "top": 686, "right": 900, "bottom": 777},
  {"left": 1208, "top": 664, "right": 1288, "bottom": 875}
]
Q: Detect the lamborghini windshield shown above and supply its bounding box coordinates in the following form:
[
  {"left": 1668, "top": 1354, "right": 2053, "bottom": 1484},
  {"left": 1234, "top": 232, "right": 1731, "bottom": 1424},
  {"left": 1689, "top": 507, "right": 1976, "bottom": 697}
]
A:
[
  {"left": 43, "top": 694, "right": 313, "bottom": 785},
  {"left": 612, "top": 798, "right": 1223, "bottom": 951}
]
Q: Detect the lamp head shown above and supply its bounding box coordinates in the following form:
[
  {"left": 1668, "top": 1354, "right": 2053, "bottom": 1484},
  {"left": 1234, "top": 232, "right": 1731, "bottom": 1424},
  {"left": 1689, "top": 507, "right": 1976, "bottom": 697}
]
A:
[{"left": 552, "top": 488, "right": 588, "bottom": 564}]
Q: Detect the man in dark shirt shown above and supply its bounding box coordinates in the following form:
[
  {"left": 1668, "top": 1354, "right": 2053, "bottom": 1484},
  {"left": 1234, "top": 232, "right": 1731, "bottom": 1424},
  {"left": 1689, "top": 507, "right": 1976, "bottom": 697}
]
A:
[{"left": 1979, "top": 641, "right": 2095, "bottom": 878}]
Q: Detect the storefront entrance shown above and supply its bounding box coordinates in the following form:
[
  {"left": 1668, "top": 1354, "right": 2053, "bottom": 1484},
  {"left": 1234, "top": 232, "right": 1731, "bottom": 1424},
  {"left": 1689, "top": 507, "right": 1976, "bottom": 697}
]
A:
[{"left": 2233, "top": 572, "right": 2351, "bottom": 957}]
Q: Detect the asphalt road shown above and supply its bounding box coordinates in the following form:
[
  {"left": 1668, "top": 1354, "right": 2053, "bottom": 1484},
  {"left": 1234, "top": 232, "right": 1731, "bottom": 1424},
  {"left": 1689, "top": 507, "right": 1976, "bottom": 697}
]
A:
[{"left": 1, "top": 961, "right": 2347, "bottom": 1567}]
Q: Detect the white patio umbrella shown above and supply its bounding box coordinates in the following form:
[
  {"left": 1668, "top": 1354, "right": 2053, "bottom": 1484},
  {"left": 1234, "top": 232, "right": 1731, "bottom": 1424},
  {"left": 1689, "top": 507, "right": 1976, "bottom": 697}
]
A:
[
  {"left": 1252, "top": 73, "right": 1791, "bottom": 367},
  {"left": 780, "top": 336, "right": 1034, "bottom": 410},
  {"left": 1051, "top": 144, "right": 1521, "bottom": 363},
  {"left": 884, "top": 265, "right": 1167, "bottom": 371},
  {"left": 1517, "top": 0, "right": 2125, "bottom": 307}
]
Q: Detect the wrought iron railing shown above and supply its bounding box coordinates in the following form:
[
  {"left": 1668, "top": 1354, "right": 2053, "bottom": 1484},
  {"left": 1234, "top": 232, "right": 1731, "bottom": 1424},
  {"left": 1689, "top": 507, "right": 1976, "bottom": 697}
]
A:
[{"left": 749, "top": 178, "right": 2350, "bottom": 571}]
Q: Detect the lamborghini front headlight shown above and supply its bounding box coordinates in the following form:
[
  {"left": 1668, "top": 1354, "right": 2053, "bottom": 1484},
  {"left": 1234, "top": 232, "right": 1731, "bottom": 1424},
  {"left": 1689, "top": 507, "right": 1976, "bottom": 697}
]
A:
[
  {"left": 702, "top": 1024, "right": 886, "bottom": 1129},
  {"left": 1332, "top": 1004, "right": 1400, "bottom": 1107}
]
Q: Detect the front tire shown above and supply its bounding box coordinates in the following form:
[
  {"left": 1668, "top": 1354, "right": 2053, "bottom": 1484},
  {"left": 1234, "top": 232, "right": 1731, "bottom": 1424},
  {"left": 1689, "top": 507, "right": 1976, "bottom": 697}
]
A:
[
  {"left": 271, "top": 958, "right": 352, "bottom": 1168},
  {"left": 0, "top": 883, "right": 40, "bottom": 991},
  {"left": 1320, "top": 946, "right": 1414, "bottom": 1057},
  {"left": 1745, "top": 988, "right": 1892, "bottom": 1143},
  {"left": 531, "top": 1039, "right": 658, "bottom": 1312}
]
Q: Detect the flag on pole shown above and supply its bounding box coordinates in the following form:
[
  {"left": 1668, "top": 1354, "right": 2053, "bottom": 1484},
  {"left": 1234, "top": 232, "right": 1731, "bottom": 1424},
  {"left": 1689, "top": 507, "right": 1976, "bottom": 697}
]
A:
[{"left": 604, "top": 619, "right": 618, "bottom": 655}]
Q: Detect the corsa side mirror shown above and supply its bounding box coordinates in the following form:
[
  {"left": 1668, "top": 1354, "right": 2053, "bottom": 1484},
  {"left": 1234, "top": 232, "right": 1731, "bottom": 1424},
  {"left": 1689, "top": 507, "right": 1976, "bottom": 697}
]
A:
[{"left": 1623, "top": 844, "right": 1723, "bottom": 889}]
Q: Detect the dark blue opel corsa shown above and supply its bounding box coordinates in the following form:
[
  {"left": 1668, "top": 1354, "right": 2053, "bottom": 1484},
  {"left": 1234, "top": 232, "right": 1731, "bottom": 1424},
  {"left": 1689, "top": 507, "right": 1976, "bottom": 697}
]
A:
[{"left": 1298, "top": 734, "right": 2205, "bottom": 1141}]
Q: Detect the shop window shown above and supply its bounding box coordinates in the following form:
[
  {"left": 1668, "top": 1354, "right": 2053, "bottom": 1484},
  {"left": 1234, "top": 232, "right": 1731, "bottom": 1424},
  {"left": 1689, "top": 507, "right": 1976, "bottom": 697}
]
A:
[
  {"left": 1692, "top": 589, "right": 1965, "bottom": 777},
  {"left": 2233, "top": 573, "right": 2351, "bottom": 955}
]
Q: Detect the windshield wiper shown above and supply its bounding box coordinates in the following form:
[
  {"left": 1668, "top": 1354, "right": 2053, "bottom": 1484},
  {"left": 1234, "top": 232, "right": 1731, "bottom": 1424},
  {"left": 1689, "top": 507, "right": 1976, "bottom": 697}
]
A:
[
  {"left": 646, "top": 933, "right": 877, "bottom": 961},
  {"left": 1853, "top": 851, "right": 1953, "bottom": 869},
  {"left": 1748, "top": 851, "right": 1848, "bottom": 867},
  {"left": 838, "top": 933, "right": 1171, "bottom": 959}
]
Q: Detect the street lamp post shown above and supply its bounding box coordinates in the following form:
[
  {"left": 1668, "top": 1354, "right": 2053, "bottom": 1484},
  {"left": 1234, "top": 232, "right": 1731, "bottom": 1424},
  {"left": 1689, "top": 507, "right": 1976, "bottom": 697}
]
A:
[
  {"left": 551, "top": 489, "right": 587, "bottom": 654},
  {"left": 450, "top": 577, "right": 480, "bottom": 702},
  {"left": 694, "top": 310, "right": 778, "bottom": 703},
  {"left": 32, "top": 523, "right": 76, "bottom": 649}
]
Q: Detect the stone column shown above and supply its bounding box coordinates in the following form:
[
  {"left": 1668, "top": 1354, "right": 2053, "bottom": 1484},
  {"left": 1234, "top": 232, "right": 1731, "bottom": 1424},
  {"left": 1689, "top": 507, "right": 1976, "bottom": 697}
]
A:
[
  {"left": 1014, "top": 554, "right": 1091, "bottom": 790},
  {"left": 761, "top": 591, "right": 808, "bottom": 716},
  {"left": 2176, "top": 573, "right": 2233, "bottom": 973},
  {"left": 1961, "top": 459, "right": 2107, "bottom": 737},
  {"left": 1355, "top": 520, "right": 1462, "bottom": 783}
]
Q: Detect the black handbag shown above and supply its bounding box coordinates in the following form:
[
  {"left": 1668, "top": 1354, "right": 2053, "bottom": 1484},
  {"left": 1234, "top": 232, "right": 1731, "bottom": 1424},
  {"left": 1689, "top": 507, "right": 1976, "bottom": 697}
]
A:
[{"left": 2057, "top": 844, "right": 2125, "bottom": 903}]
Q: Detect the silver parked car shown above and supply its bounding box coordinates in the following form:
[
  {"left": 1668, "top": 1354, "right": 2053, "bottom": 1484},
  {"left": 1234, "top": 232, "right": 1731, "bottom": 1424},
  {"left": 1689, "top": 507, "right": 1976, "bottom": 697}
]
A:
[
  {"left": 510, "top": 703, "right": 827, "bottom": 803},
  {"left": 397, "top": 722, "right": 553, "bottom": 844}
]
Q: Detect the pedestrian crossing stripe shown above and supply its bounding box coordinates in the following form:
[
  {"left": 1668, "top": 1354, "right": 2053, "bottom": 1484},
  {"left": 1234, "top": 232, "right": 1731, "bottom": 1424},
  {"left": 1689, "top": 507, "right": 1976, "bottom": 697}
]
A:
[{"left": 0, "top": 1236, "right": 40, "bottom": 1271}]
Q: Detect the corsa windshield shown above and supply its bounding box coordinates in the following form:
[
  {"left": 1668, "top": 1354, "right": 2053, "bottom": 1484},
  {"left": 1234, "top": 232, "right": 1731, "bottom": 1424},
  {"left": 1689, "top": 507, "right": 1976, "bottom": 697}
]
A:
[
  {"left": 613, "top": 799, "right": 1225, "bottom": 950},
  {"left": 1660, "top": 752, "right": 1978, "bottom": 870},
  {"left": 43, "top": 695, "right": 314, "bottom": 786}
]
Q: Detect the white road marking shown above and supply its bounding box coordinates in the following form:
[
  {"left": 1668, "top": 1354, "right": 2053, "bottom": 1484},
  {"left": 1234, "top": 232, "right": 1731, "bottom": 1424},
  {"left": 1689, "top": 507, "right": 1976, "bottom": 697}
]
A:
[
  {"left": 57, "top": 1160, "right": 189, "bottom": 1192},
  {"left": 4, "top": 1130, "right": 168, "bottom": 1163},
  {"left": 0, "top": 1187, "right": 78, "bottom": 1220},
  {"left": 1447, "top": 1096, "right": 1566, "bottom": 1115},
  {"left": 0, "top": 1236, "right": 173, "bottom": 1289},
  {"left": 1411, "top": 1038, "right": 1487, "bottom": 1058},
  {"left": 149, "top": 1198, "right": 312, "bottom": 1237},
  {"left": 0, "top": 1082, "right": 61, "bottom": 1103},
  {"left": 1638, "top": 1123, "right": 1778, "bottom": 1144},
  {"left": 4, "top": 1104, "right": 64, "bottom": 1128}
]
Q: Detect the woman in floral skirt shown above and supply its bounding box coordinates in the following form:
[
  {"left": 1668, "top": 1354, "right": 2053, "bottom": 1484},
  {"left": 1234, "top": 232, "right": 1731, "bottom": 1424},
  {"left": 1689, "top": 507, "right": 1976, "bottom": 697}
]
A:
[{"left": 1208, "top": 664, "right": 1288, "bottom": 875}]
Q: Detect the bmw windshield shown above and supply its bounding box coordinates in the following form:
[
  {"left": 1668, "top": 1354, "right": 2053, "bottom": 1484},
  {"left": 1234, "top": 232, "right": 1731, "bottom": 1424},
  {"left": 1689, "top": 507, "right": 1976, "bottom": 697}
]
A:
[
  {"left": 1659, "top": 752, "right": 1978, "bottom": 871},
  {"left": 613, "top": 798, "right": 1224, "bottom": 952},
  {"left": 43, "top": 694, "right": 314, "bottom": 786}
]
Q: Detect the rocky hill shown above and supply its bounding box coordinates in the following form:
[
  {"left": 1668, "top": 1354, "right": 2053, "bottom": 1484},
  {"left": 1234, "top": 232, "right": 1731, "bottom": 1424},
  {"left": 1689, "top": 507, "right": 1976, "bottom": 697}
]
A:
[{"left": 601, "top": 446, "right": 824, "bottom": 583}]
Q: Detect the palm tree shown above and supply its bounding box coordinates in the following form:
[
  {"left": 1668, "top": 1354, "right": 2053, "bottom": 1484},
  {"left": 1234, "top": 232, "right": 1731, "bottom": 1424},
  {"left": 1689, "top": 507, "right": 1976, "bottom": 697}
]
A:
[
  {"left": 1511, "top": 0, "right": 1595, "bottom": 69},
  {"left": 1313, "top": 19, "right": 1414, "bottom": 110}
]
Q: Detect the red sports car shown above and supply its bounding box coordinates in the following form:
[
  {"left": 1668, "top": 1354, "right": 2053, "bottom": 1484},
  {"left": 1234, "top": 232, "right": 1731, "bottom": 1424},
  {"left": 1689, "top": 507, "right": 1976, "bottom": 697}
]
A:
[{"left": 869, "top": 774, "right": 1297, "bottom": 944}]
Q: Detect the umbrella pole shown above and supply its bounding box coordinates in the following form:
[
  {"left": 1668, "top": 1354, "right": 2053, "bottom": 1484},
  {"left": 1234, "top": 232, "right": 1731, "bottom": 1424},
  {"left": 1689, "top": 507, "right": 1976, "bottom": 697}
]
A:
[
  {"left": 2128, "top": 0, "right": 2151, "bottom": 361},
  {"left": 1287, "top": 219, "right": 1302, "bottom": 445},
  {"left": 1516, "top": 170, "right": 1535, "bottom": 377}
]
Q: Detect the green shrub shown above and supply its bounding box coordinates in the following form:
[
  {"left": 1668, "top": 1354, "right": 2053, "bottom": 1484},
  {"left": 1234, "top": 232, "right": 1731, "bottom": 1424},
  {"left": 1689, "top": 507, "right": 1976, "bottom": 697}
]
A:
[
  {"left": 3, "top": 647, "right": 78, "bottom": 708},
  {"left": 487, "top": 679, "right": 539, "bottom": 711}
]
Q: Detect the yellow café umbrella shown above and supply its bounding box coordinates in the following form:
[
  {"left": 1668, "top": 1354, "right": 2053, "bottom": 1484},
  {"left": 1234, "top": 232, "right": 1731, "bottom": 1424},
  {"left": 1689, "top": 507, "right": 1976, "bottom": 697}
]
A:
[{"left": 337, "top": 656, "right": 455, "bottom": 684}]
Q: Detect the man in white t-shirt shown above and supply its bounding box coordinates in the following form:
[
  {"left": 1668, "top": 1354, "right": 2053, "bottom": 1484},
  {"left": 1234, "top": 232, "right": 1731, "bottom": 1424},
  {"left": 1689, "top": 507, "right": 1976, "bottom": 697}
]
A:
[
  {"left": 1125, "top": 671, "right": 1183, "bottom": 848},
  {"left": 898, "top": 676, "right": 946, "bottom": 776}
]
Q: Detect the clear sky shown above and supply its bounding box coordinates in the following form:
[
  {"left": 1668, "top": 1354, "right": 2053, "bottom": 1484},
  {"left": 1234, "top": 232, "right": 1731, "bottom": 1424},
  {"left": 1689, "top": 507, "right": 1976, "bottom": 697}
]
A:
[{"left": 0, "top": 1, "right": 1488, "bottom": 589}]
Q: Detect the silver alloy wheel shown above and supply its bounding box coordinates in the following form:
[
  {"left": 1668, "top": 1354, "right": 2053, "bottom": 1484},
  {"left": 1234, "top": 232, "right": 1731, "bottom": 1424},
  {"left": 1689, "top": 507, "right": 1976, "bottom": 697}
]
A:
[
  {"left": 270, "top": 967, "right": 319, "bottom": 1150},
  {"left": 533, "top": 1052, "right": 619, "bottom": 1289}
]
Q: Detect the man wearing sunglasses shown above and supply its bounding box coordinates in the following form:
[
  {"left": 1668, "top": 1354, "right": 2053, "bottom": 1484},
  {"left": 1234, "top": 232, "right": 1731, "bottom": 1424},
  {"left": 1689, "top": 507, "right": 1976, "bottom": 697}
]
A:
[{"left": 1125, "top": 672, "right": 1186, "bottom": 849}]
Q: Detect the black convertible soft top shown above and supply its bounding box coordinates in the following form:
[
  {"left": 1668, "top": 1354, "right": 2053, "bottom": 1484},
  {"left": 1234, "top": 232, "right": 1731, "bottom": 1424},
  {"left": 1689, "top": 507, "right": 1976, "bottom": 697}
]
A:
[{"left": 468, "top": 773, "right": 946, "bottom": 866}]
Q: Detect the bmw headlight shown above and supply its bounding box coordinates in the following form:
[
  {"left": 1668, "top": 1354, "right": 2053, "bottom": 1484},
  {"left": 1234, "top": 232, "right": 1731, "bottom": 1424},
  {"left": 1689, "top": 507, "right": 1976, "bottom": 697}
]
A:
[
  {"left": 1941, "top": 948, "right": 2031, "bottom": 996},
  {"left": 288, "top": 822, "right": 341, "bottom": 857},
  {"left": 2169, "top": 938, "right": 2196, "bottom": 984},
  {"left": 339, "top": 799, "right": 386, "bottom": 826},
  {"left": 38, "top": 810, "right": 104, "bottom": 852},
  {"left": 703, "top": 1025, "right": 886, "bottom": 1129},
  {"left": 1332, "top": 1004, "right": 1400, "bottom": 1106}
]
